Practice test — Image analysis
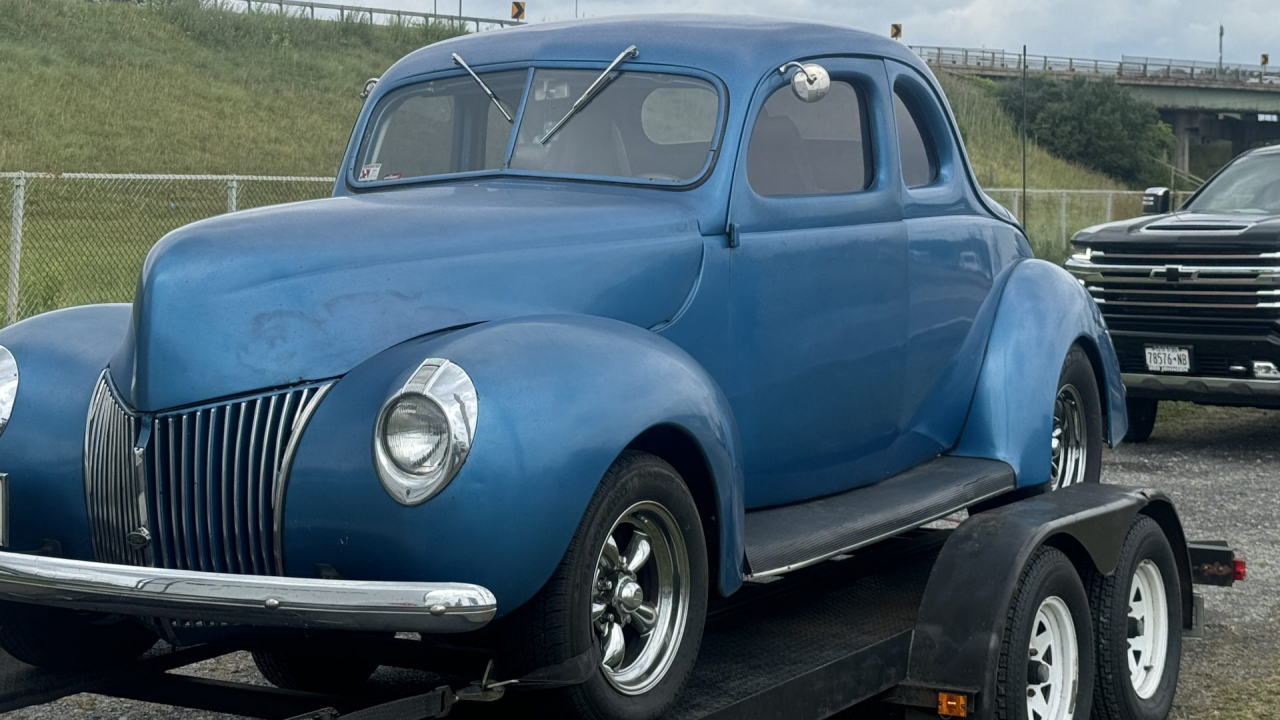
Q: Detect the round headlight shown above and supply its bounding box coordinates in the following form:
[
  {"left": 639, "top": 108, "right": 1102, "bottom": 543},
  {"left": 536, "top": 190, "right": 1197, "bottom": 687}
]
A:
[
  {"left": 0, "top": 345, "right": 17, "bottom": 438},
  {"left": 374, "top": 359, "right": 477, "bottom": 505}
]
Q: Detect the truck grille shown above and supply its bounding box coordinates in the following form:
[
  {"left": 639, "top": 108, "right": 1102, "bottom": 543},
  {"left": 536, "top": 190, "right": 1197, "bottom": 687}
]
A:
[
  {"left": 83, "top": 372, "right": 331, "bottom": 575},
  {"left": 1065, "top": 243, "right": 1280, "bottom": 333}
]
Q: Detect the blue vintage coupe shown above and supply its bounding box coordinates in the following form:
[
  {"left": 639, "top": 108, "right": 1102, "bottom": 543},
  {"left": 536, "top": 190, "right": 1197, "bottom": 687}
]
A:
[{"left": 0, "top": 15, "right": 1124, "bottom": 720}]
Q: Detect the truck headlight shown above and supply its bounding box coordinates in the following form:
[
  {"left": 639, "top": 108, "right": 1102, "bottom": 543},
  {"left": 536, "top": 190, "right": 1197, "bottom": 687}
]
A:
[
  {"left": 0, "top": 346, "right": 16, "bottom": 438},
  {"left": 374, "top": 358, "right": 477, "bottom": 505}
]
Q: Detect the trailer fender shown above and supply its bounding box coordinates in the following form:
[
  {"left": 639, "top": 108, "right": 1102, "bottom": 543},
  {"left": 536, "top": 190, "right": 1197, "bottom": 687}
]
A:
[{"left": 903, "top": 483, "right": 1191, "bottom": 709}]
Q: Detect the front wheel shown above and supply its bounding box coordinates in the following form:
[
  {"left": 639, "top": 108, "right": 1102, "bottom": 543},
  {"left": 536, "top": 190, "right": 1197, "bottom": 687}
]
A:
[
  {"left": 500, "top": 451, "right": 708, "bottom": 720},
  {"left": 0, "top": 602, "right": 158, "bottom": 670},
  {"left": 1123, "top": 398, "right": 1158, "bottom": 444},
  {"left": 1051, "top": 345, "right": 1104, "bottom": 490}
]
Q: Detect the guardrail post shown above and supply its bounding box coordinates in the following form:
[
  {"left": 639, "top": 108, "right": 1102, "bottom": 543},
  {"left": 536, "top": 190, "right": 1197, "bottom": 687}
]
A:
[
  {"left": 1059, "top": 192, "right": 1068, "bottom": 251},
  {"left": 7, "top": 178, "right": 24, "bottom": 326},
  {"left": 226, "top": 177, "right": 239, "bottom": 214},
  {"left": 1105, "top": 192, "right": 1114, "bottom": 222}
]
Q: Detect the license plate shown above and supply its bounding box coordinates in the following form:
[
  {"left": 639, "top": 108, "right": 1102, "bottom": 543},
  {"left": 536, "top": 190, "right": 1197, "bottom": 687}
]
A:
[{"left": 1145, "top": 345, "right": 1191, "bottom": 373}]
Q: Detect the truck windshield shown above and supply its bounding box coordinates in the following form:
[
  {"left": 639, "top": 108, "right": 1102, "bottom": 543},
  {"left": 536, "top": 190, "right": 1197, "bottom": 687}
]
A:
[
  {"left": 1186, "top": 152, "right": 1280, "bottom": 215},
  {"left": 354, "top": 68, "right": 719, "bottom": 185}
]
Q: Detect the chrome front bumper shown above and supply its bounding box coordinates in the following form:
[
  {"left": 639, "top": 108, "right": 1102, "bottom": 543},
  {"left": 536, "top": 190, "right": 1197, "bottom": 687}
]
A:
[{"left": 0, "top": 552, "right": 496, "bottom": 633}]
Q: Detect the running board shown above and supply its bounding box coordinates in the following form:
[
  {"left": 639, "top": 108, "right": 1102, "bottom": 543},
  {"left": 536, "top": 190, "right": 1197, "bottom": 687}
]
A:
[{"left": 743, "top": 457, "right": 1016, "bottom": 578}]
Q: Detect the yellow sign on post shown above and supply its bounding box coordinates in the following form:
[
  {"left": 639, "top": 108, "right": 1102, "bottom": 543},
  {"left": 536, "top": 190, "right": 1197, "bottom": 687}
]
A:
[
  {"left": 511, "top": 1, "right": 525, "bottom": 20},
  {"left": 1264, "top": 53, "right": 1271, "bottom": 67},
  {"left": 890, "top": 23, "right": 902, "bottom": 40}
]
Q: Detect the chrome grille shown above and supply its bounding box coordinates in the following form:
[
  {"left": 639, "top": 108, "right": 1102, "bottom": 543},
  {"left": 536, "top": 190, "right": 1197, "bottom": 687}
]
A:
[
  {"left": 1065, "top": 245, "right": 1280, "bottom": 328},
  {"left": 84, "top": 373, "right": 331, "bottom": 575}
]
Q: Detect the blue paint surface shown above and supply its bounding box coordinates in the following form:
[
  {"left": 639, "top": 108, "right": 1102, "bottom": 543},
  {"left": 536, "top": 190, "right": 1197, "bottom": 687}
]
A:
[{"left": 0, "top": 16, "right": 1124, "bottom": 617}]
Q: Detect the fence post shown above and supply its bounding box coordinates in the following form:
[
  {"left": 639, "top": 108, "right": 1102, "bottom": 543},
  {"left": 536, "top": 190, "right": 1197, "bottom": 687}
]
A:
[
  {"left": 1105, "top": 192, "right": 1114, "bottom": 222},
  {"left": 226, "top": 177, "right": 239, "bottom": 214},
  {"left": 6, "top": 178, "right": 25, "bottom": 326},
  {"left": 1059, "top": 192, "right": 1068, "bottom": 252}
]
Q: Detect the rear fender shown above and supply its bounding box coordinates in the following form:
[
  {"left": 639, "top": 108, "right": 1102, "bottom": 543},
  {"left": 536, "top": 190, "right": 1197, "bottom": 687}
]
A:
[
  {"left": 282, "top": 315, "right": 745, "bottom": 614},
  {"left": 952, "top": 260, "right": 1126, "bottom": 487}
]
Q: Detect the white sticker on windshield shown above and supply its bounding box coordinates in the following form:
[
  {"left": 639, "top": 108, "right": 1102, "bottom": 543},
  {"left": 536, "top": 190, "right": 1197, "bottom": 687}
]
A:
[{"left": 358, "top": 163, "right": 382, "bottom": 182}]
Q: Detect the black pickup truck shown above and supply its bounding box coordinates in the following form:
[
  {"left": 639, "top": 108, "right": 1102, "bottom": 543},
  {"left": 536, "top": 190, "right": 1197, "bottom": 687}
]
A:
[{"left": 1066, "top": 144, "right": 1280, "bottom": 441}]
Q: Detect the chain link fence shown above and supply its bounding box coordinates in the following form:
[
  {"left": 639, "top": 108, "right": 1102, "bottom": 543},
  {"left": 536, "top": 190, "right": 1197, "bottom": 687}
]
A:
[
  {"left": 0, "top": 173, "right": 333, "bottom": 326},
  {"left": 0, "top": 174, "right": 1195, "bottom": 328}
]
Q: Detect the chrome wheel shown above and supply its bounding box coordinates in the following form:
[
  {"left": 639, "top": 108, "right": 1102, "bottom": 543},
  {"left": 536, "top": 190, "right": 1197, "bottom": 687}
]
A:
[
  {"left": 1027, "top": 596, "right": 1080, "bottom": 720},
  {"left": 1051, "top": 384, "right": 1088, "bottom": 489},
  {"left": 591, "top": 500, "right": 690, "bottom": 696},
  {"left": 1128, "top": 559, "right": 1170, "bottom": 699}
]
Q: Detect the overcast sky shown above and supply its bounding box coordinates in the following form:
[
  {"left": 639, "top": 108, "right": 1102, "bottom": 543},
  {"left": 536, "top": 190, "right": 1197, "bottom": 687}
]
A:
[{"left": 334, "top": 0, "right": 1279, "bottom": 66}]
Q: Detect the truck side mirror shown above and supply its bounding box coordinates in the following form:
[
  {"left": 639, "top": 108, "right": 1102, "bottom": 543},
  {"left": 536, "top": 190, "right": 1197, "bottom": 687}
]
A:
[{"left": 1142, "top": 187, "right": 1172, "bottom": 215}]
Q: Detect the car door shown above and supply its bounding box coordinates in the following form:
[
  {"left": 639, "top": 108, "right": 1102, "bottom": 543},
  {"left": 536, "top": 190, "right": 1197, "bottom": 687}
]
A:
[
  {"left": 725, "top": 57, "right": 910, "bottom": 509},
  {"left": 888, "top": 63, "right": 1013, "bottom": 454}
]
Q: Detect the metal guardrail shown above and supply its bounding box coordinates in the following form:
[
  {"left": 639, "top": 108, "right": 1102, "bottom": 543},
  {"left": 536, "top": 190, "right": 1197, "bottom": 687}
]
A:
[
  {"left": 233, "top": 0, "right": 523, "bottom": 31},
  {"left": 913, "top": 45, "right": 1280, "bottom": 88}
]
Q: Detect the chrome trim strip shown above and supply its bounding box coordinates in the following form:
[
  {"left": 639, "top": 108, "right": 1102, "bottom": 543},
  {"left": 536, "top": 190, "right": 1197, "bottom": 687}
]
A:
[
  {"left": 1066, "top": 259, "right": 1280, "bottom": 275},
  {"left": 273, "top": 385, "right": 331, "bottom": 576},
  {"left": 1123, "top": 372, "right": 1280, "bottom": 394},
  {"left": 0, "top": 552, "right": 496, "bottom": 633}
]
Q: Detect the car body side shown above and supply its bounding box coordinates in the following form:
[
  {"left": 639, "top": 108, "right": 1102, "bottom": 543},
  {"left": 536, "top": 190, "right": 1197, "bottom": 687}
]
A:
[{"left": 0, "top": 16, "right": 1124, "bottom": 619}]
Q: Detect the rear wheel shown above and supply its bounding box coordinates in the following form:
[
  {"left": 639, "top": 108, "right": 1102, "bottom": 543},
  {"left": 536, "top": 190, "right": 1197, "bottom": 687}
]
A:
[
  {"left": 1051, "top": 345, "right": 1104, "bottom": 490},
  {"left": 500, "top": 451, "right": 708, "bottom": 720},
  {"left": 252, "top": 636, "right": 381, "bottom": 694},
  {"left": 1123, "top": 398, "right": 1158, "bottom": 444},
  {"left": 0, "top": 602, "right": 158, "bottom": 671},
  {"left": 996, "top": 546, "right": 1095, "bottom": 720}
]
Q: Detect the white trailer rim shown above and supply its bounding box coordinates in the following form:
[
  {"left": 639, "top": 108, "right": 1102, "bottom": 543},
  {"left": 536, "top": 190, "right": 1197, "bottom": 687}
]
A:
[
  {"left": 1027, "top": 595, "right": 1079, "bottom": 720},
  {"left": 1129, "top": 559, "right": 1170, "bottom": 699}
]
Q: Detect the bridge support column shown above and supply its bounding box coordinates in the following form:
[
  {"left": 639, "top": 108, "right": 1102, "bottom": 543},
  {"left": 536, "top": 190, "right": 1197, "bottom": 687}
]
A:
[{"left": 1169, "top": 112, "right": 1195, "bottom": 174}]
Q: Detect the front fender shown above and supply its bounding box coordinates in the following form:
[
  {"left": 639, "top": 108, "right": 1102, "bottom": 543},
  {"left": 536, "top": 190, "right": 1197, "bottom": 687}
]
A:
[
  {"left": 282, "top": 315, "right": 745, "bottom": 616},
  {"left": 0, "top": 305, "right": 133, "bottom": 557},
  {"left": 953, "top": 260, "right": 1126, "bottom": 486}
]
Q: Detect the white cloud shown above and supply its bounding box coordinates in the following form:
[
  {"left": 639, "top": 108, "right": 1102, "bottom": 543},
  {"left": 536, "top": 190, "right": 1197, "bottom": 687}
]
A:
[{"left": 335, "top": 0, "right": 1280, "bottom": 66}]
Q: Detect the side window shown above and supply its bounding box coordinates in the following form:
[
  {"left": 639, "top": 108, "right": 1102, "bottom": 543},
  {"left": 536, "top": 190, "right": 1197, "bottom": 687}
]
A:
[
  {"left": 893, "top": 88, "right": 939, "bottom": 188},
  {"left": 746, "top": 81, "right": 871, "bottom": 196}
]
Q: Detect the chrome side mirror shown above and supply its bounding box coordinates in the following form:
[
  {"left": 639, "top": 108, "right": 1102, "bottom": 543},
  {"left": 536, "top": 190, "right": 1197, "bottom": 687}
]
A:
[
  {"left": 779, "top": 62, "right": 830, "bottom": 103},
  {"left": 360, "top": 78, "right": 379, "bottom": 100}
]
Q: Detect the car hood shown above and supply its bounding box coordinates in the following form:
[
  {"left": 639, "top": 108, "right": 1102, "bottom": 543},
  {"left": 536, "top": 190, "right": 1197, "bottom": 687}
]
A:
[
  {"left": 110, "top": 183, "right": 706, "bottom": 412},
  {"left": 1074, "top": 211, "right": 1280, "bottom": 246}
]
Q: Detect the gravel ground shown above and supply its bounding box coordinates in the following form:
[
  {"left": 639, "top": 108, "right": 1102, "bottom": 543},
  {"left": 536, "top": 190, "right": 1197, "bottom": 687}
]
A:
[{"left": 4, "top": 402, "right": 1276, "bottom": 719}]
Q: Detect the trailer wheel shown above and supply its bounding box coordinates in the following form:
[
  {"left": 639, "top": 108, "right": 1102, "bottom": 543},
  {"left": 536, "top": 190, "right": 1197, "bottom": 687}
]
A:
[
  {"left": 499, "top": 450, "right": 707, "bottom": 720},
  {"left": 997, "top": 546, "right": 1095, "bottom": 720},
  {"left": 252, "top": 636, "right": 380, "bottom": 694},
  {"left": 1087, "top": 516, "right": 1181, "bottom": 720},
  {"left": 1050, "top": 345, "right": 1103, "bottom": 490},
  {"left": 0, "top": 601, "right": 157, "bottom": 670}
]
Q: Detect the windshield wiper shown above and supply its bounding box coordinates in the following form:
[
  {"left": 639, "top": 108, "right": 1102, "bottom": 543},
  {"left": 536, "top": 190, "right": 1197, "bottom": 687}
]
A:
[
  {"left": 538, "top": 45, "right": 639, "bottom": 145},
  {"left": 452, "top": 52, "right": 513, "bottom": 124}
]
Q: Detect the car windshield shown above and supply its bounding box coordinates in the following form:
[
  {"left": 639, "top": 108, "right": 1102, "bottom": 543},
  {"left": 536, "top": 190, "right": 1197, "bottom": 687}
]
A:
[
  {"left": 354, "top": 67, "right": 720, "bottom": 185},
  {"left": 1186, "top": 152, "right": 1280, "bottom": 215}
]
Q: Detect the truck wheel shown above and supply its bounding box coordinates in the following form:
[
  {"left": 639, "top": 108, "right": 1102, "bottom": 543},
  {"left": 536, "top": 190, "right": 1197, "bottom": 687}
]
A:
[
  {"left": 252, "top": 636, "right": 380, "bottom": 693},
  {"left": 501, "top": 450, "right": 708, "bottom": 720},
  {"left": 1123, "top": 398, "right": 1158, "bottom": 444},
  {"left": 1087, "top": 516, "right": 1181, "bottom": 720},
  {"left": 1051, "top": 345, "right": 1103, "bottom": 490},
  {"left": 996, "top": 546, "right": 1095, "bottom": 720},
  {"left": 0, "top": 601, "right": 157, "bottom": 670}
]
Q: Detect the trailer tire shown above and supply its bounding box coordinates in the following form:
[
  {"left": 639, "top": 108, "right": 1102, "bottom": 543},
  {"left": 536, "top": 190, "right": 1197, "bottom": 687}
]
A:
[
  {"left": 1087, "top": 516, "right": 1181, "bottom": 720},
  {"left": 498, "top": 450, "right": 708, "bottom": 720},
  {"left": 0, "top": 601, "right": 157, "bottom": 670},
  {"left": 252, "top": 637, "right": 380, "bottom": 694},
  {"left": 996, "top": 546, "right": 1095, "bottom": 720}
]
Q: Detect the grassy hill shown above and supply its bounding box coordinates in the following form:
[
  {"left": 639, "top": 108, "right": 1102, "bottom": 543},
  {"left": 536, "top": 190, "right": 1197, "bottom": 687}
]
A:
[{"left": 0, "top": 0, "right": 463, "bottom": 174}]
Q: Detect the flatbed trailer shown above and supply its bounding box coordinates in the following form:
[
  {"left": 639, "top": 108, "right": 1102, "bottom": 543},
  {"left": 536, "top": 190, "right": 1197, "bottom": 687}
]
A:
[{"left": 0, "top": 485, "right": 1241, "bottom": 720}]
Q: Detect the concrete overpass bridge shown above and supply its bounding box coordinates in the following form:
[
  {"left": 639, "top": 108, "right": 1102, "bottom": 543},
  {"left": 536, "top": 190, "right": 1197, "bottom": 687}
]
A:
[{"left": 913, "top": 46, "right": 1280, "bottom": 173}]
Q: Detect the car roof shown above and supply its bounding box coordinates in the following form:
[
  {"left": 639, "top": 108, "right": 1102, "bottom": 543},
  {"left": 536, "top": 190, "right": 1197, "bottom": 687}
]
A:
[{"left": 380, "top": 14, "right": 925, "bottom": 87}]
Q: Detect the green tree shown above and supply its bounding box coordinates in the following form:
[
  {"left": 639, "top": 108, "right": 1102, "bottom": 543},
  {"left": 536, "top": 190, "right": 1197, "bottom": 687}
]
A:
[{"left": 997, "top": 76, "right": 1174, "bottom": 188}]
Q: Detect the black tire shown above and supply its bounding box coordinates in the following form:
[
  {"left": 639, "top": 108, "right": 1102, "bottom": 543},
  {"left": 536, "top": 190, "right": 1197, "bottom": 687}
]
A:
[
  {"left": 0, "top": 601, "right": 158, "bottom": 671},
  {"left": 1124, "top": 398, "right": 1158, "bottom": 444},
  {"left": 996, "top": 546, "right": 1095, "bottom": 720},
  {"left": 499, "top": 450, "right": 708, "bottom": 720},
  {"left": 1087, "top": 516, "right": 1182, "bottom": 720},
  {"left": 1052, "top": 344, "right": 1104, "bottom": 489},
  {"left": 252, "top": 636, "right": 381, "bottom": 694}
]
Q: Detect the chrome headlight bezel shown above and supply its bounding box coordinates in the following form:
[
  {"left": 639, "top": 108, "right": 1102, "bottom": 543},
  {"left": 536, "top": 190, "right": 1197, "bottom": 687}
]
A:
[
  {"left": 374, "top": 358, "right": 477, "bottom": 506},
  {"left": 0, "top": 345, "right": 16, "bottom": 438}
]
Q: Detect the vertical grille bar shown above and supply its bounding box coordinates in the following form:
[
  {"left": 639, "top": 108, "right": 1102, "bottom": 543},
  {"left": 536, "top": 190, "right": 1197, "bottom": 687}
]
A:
[{"left": 85, "top": 377, "right": 331, "bottom": 575}]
